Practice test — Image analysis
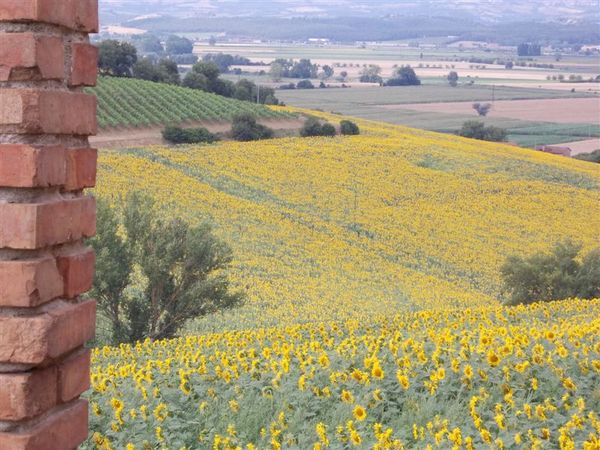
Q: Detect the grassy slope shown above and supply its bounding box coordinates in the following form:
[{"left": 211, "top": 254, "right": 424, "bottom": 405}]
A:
[
  {"left": 88, "top": 77, "right": 292, "bottom": 129},
  {"left": 96, "top": 109, "right": 600, "bottom": 332}
]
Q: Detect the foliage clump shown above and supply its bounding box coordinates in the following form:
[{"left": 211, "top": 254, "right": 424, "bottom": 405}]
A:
[
  {"left": 501, "top": 240, "right": 600, "bottom": 305},
  {"left": 385, "top": 66, "right": 421, "bottom": 86},
  {"left": 458, "top": 121, "right": 507, "bottom": 142},
  {"left": 574, "top": 149, "right": 600, "bottom": 163},
  {"left": 340, "top": 120, "right": 360, "bottom": 135},
  {"left": 89, "top": 193, "right": 243, "bottom": 343},
  {"left": 162, "top": 126, "right": 219, "bottom": 145},
  {"left": 300, "top": 117, "right": 337, "bottom": 137},
  {"left": 472, "top": 102, "right": 492, "bottom": 117},
  {"left": 231, "top": 114, "right": 274, "bottom": 141}
]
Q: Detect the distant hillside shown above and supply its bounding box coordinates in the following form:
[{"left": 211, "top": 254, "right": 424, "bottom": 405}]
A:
[
  {"left": 88, "top": 77, "right": 293, "bottom": 129},
  {"left": 120, "top": 15, "right": 600, "bottom": 45},
  {"left": 102, "top": 0, "right": 600, "bottom": 23}
]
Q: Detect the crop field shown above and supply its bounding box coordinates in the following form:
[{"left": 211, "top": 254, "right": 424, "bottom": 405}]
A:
[
  {"left": 392, "top": 98, "right": 600, "bottom": 125},
  {"left": 196, "top": 42, "right": 600, "bottom": 89},
  {"left": 277, "top": 85, "right": 591, "bottom": 107},
  {"left": 88, "top": 77, "right": 293, "bottom": 129},
  {"left": 86, "top": 111, "right": 600, "bottom": 449},
  {"left": 277, "top": 87, "right": 599, "bottom": 147}
]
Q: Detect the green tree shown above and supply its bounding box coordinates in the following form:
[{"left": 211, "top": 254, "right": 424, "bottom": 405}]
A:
[
  {"left": 573, "top": 149, "right": 600, "bottom": 163},
  {"left": 447, "top": 71, "right": 459, "bottom": 87},
  {"left": 166, "top": 35, "right": 193, "bottom": 54},
  {"left": 162, "top": 126, "right": 219, "bottom": 144},
  {"left": 231, "top": 114, "right": 274, "bottom": 141},
  {"left": 135, "top": 33, "right": 163, "bottom": 53},
  {"left": 458, "top": 121, "right": 507, "bottom": 142},
  {"left": 472, "top": 102, "right": 492, "bottom": 116},
  {"left": 501, "top": 241, "right": 600, "bottom": 305},
  {"left": 300, "top": 118, "right": 336, "bottom": 137},
  {"left": 270, "top": 62, "right": 284, "bottom": 82},
  {"left": 132, "top": 58, "right": 180, "bottom": 85},
  {"left": 386, "top": 66, "right": 421, "bottom": 86},
  {"left": 296, "top": 79, "right": 314, "bottom": 89},
  {"left": 320, "top": 65, "right": 334, "bottom": 79},
  {"left": 340, "top": 120, "right": 360, "bottom": 135},
  {"left": 98, "top": 40, "right": 138, "bottom": 77},
  {"left": 182, "top": 71, "right": 209, "bottom": 90},
  {"left": 89, "top": 194, "right": 242, "bottom": 343},
  {"left": 359, "top": 65, "right": 382, "bottom": 83}
]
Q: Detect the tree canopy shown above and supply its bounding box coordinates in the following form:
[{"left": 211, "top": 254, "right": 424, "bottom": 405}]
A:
[
  {"left": 89, "top": 194, "right": 243, "bottom": 343},
  {"left": 98, "top": 40, "right": 138, "bottom": 77}
]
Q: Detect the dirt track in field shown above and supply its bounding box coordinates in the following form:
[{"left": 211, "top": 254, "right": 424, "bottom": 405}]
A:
[
  {"left": 382, "top": 97, "right": 600, "bottom": 124},
  {"left": 90, "top": 118, "right": 305, "bottom": 148}
]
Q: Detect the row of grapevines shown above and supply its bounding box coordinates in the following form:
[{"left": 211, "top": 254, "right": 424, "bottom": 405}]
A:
[{"left": 89, "top": 77, "right": 294, "bottom": 129}]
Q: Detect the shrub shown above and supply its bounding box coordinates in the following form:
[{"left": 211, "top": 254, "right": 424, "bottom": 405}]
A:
[
  {"left": 574, "top": 149, "right": 600, "bottom": 163},
  {"left": 458, "top": 121, "right": 507, "bottom": 142},
  {"left": 473, "top": 102, "right": 492, "bottom": 116},
  {"left": 321, "top": 123, "right": 337, "bottom": 137},
  {"left": 89, "top": 193, "right": 243, "bottom": 343},
  {"left": 501, "top": 240, "right": 600, "bottom": 305},
  {"left": 300, "top": 118, "right": 336, "bottom": 137},
  {"left": 231, "top": 114, "right": 274, "bottom": 141},
  {"left": 162, "top": 126, "right": 219, "bottom": 144},
  {"left": 296, "top": 79, "right": 315, "bottom": 89},
  {"left": 385, "top": 66, "right": 421, "bottom": 86},
  {"left": 340, "top": 120, "right": 360, "bottom": 135}
]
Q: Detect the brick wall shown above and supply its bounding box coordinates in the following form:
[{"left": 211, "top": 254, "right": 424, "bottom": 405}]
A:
[{"left": 0, "top": 1, "right": 98, "bottom": 448}]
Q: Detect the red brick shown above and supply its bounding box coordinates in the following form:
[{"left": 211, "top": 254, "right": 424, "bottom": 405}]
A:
[
  {"left": 0, "top": 399, "right": 89, "bottom": 450},
  {"left": 0, "top": 300, "right": 96, "bottom": 365},
  {"left": 0, "top": 196, "right": 96, "bottom": 250},
  {"left": 57, "top": 247, "right": 95, "bottom": 298},
  {"left": 64, "top": 148, "right": 97, "bottom": 191},
  {"left": 0, "top": 0, "right": 99, "bottom": 33},
  {"left": 57, "top": 349, "right": 90, "bottom": 403},
  {"left": 0, "top": 257, "right": 63, "bottom": 307},
  {"left": 0, "top": 366, "right": 57, "bottom": 421},
  {"left": 0, "top": 89, "right": 97, "bottom": 136},
  {"left": 69, "top": 43, "right": 98, "bottom": 87},
  {"left": 0, "top": 33, "right": 63, "bottom": 81},
  {"left": 0, "top": 145, "right": 66, "bottom": 188}
]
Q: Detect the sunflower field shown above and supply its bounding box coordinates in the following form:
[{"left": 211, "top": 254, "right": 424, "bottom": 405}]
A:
[{"left": 87, "top": 110, "right": 600, "bottom": 448}]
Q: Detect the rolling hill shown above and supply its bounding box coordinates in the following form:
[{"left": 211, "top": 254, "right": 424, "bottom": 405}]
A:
[
  {"left": 86, "top": 110, "right": 600, "bottom": 449},
  {"left": 95, "top": 109, "right": 600, "bottom": 330},
  {"left": 89, "top": 77, "right": 293, "bottom": 129}
]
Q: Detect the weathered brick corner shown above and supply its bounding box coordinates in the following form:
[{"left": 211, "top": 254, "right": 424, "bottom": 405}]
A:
[{"left": 0, "top": 0, "right": 98, "bottom": 448}]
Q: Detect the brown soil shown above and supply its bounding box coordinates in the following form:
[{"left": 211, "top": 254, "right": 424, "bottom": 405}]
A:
[{"left": 90, "top": 118, "right": 305, "bottom": 148}]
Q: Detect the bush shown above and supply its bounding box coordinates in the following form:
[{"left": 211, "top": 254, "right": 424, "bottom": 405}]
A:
[
  {"left": 300, "top": 118, "right": 337, "bottom": 137},
  {"left": 574, "top": 149, "right": 600, "bottom": 163},
  {"left": 296, "top": 79, "right": 315, "bottom": 89},
  {"left": 321, "top": 123, "right": 337, "bottom": 137},
  {"left": 473, "top": 102, "right": 492, "bottom": 116},
  {"left": 340, "top": 120, "right": 360, "bottom": 135},
  {"left": 501, "top": 240, "right": 600, "bottom": 305},
  {"left": 162, "top": 126, "right": 219, "bottom": 144},
  {"left": 231, "top": 114, "right": 274, "bottom": 141},
  {"left": 458, "top": 121, "right": 507, "bottom": 142},
  {"left": 89, "top": 193, "right": 243, "bottom": 343},
  {"left": 386, "top": 66, "right": 421, "bottom": 86}
]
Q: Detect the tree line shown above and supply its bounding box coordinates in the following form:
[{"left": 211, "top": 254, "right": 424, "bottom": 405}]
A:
[{"left": 97, "top": 39, "right": 280, "bottom": 105}]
